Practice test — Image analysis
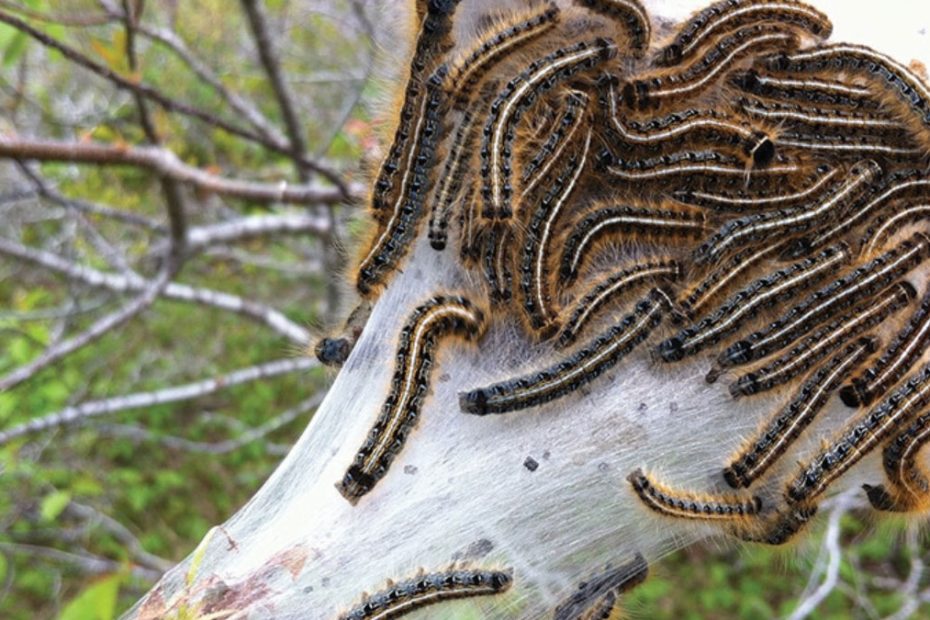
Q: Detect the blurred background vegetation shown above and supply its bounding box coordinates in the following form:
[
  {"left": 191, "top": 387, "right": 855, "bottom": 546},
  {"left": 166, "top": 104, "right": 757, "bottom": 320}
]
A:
[{"left": 0, "top": 1, "right": 927, "bottom": 618}]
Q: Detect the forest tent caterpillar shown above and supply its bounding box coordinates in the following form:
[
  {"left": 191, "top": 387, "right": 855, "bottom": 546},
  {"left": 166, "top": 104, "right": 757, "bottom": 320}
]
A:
[
  {"left": 558, "top": 260, "right": 680, "bottom": 347},
  {"left": 552, "top": 552, "right": 649, "bottom": 620},
  {"left": 606, "top": 82, "right": 775, "bottom": 166},
  {"left": 623, "top": 24, "right": 798, "bottom": 110},
  {"left": 519, "top": 130, "right": 592, "bottom": 333},
  {"left": 760, "top": 44, "right": 930, "bottom": 151},
  {"left": 728, "top": 70, "right": 879, "bottom": 110},
  {"left": 428, "top": 110, "right": 478, "bottom": 251},
  {"left": 728, "top": 282, "right": 913, "bottom": 398},
  {"left": 659, "top": 243, "right": 849, "bottom": 362},
  {"left": 558, "top": 203, "right": 704, "bottom": 284},
  {"left": 339, "top": 295, "right": 487, "bottom": 503},
  {"left": 357, "top": 68, "right": 450, "bottom": 295},
  {"left": 673, "top": 165, "right": 837, "bottom": 212},
  {"left": 605, "top": 149, "right": 801, "bottom": 182},
  {"left": 862, "top": 204, "right": 930, "bottom": 256},
  {"left": 482, "top": 225, "right": 514, "bottom": 304},
  {"left": 694, "top": 159, "right": 882, "bottom": 265},
  {"left": 460, "top": 289, "right": 667, "bottom": 415},
  {"left": 574, "top": 0, "right": 651, "bottom": 57},
  {"left": 520, "top": 90, "right": 589, "bottom": 199},
  {"left": 339, "top": 567, "right": 512, "bottom": 620},
  {"left": 840, "top": 288, "right": 930, "bottom": 408},
  {"left": 370, "top": 1, "right": 460, "bottom": 221},
  {"left": 677, "top": 241, "right": 784, "bottom": 319},
  {"left": 628, "top": 468, "right": 762, "bottom": 522},
  {"left": 655, "top": 0, "right": 831, "bottom": 67},
  {"left": 718, "top": 232, "right": 930, "bottom": 369},
  {"left": 796, "top": 170, "right": 930, "bottom": 256},
  {"left": 738, "top": 98, "right": 907, "bottom": 136},
  {"left": 786, "top": 362, "right": 930, "bottom": 505},
  {"left": 724, "top": 337, "right": 876, "bottom": 489},
  {"left": 864, "top": 408, "right": 930, "bottom": 512},
  {"left": 444, "top": 3, "right": 560, "bottom": 106},
  {"left": 776, "top": 134, "right": 922, "bottom": 158},
  {"left": 481, "top": 38, "right": 615, "bottom": 220}
]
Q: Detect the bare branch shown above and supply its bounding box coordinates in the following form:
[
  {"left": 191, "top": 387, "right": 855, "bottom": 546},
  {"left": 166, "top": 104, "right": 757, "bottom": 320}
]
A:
[
  {"left": 0, "top": 136, "right": 359, "bottom": 205},
  {"left": 0, "top": 238, "right": 312, "bottom": 343},
  {"left": 0, "top": 357, "right": 318, "bottom": 445},
  {"left": 240, "top": 0, "right": 308, "bottom": 176},
  {"left": 119, "top": 0, "right": 188, "bottom": 259},
  {"left": 0, "top": 542, "right": 162, "bottom": 582},
  {"left": 131, "top": 22, "right": 287, "bottom": 146},
  {"left": 17, "top": 163, "right": 165, "bottom": 232},
  {"left": 92, "top": 392, "right": 323, "bottom": 455},
  {"left": 883, "top": 526, "right": 925, "bottom": 620},
  {"left": 787, "top": 490, "right": 858, "bottom": 620},
  {"left": 0, "top": 267, "right": 172, "bottom": 392},
  {"left": 185, "top": 213, "right": 330, "bottom": 250},
  {"left": 203, "top": 246, "right": 321, "bottom": 276},
  {"left": 0, "top": 8, "right": 349, "bottom": 194},
  {"left": 0, "top": 0, "right": 112, "bottom": 26},
  {"left": 63, "top": 501, "right": 174, "bottom": 573}
]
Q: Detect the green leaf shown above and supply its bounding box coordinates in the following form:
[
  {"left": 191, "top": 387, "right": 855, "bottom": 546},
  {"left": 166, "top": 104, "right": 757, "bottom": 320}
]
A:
[
  {"left": 40, "top": 490, "right": 71, "bottom": 522},
  {"left": 57, "top": 573, "right": 123, "bottom": 620},
  {"left": 2, "top": 31, "right": 27, "bottom": 67}
]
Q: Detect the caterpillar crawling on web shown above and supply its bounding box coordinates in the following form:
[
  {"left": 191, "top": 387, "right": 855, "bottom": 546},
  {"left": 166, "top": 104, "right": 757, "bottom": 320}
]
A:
[{"left": 131, "top": 0, "right": 930, "bottom": 618}]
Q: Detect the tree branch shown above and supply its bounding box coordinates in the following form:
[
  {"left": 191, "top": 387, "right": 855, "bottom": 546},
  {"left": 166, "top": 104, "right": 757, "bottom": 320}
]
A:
[
  {"left": 0, "top": 357, "right": 318, "bottom": 445},
  {"left": 0, "top": 542, "right": 162, "bottom": 582},
  {"left": 17, "top": 163, "right": 165, "bottom": 232},
  {"left": 240, "top": 0, "right": 308, "bottom": 175},
  {"left": 0, "top": 267, "right": 173, "bottom": 392},
  {"left": 63, "top": 501, "right": 174, "bottom": 573},
  {"left": 92, "top": 392, "right": 323, "bottom": 455},
  {"left": 0, "top": 7, "right": 349, "bottom": 194},
  {"left": 0, "top": 136, "right": 357, "bottom": 205},
  {"left": 185, "top": 212, "right": 330, "bottom": 250},
  {"left": 0, "top": 237, "right": 312, "bottom": 344},
  {"left": 130, "top": 22, "right": 287, "bottom": 146},
  {"left": 787, "top": 490, "right": 857, "bottom": 620},
  {"left": 120, "top": 0, "right": 188, "bottom": 260}
]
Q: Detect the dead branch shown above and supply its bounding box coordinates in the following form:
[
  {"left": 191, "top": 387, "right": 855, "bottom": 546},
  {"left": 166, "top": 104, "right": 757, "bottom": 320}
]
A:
[
  {"left": 0, "top": 8, "right": 348, "bottom": 193},
  {"left": 0, "top": 237, "right": 312, "bottom": 344},
  {"left": 91, "top": 392, "right": 323, "bottom": 455},
  {"left": 0, "top": 268, "right": 173, "bottom": 392},
  {"left": 0, "top": 542, "right": 162, "bottom": 581},
  {"left": 64, "top": 501, "right": 174, "bottom": 573},
  {"left": 0, "top": 136, "right": 359, "bottom": 205},
  {"left": 240, "top": 0, "right": 308, "bottom": 173},
  {"left": 0, "top": 357, "right": 317, "bottom": 445}
]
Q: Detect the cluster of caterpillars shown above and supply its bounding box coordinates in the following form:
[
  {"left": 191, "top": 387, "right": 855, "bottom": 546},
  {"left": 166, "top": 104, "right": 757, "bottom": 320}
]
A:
[{"left": 324, "top": 0, "right": 930, "bottom": 616}]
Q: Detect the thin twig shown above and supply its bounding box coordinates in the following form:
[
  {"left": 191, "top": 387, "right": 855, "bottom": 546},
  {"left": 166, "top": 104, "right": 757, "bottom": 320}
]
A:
[
  {"left": 0, "top": 268, "right": 173, "bottom": 392},
  {"left": 130, "top": 22, "right": 286, "bottom": 146},
  {"left": 0, "top": 0, "right": 112, "bottom": 26},
  {"left": 63, "top": 501, "right": 174, "bottom": 573},
  {"left": 0, "top": 7, "right": 349, "bottom": 193},
  {"left": 240, "top": 0, "right": 308, "bottom": 176},
  {"left": 0, "top": 136, "right": 357, "bottom": 205},
  {"left": 787, "top": 490, "right": 858, "bottom": 620},
  {"left": 16, "top": 163, "right": 165, "bottom": 231},
  {"left": 120, "top": 0, "right": 188, "bottom": 261},
  {"left": 0, "top": 542, "right": 162, "bottom": 581},
  {"left": 92, "top": 392, "right": 323, "bottom": 455},
  {"left": 0, "top": 238, "right": 312, "bottom": 343},
  {"left": 0, "top": 357, "right": 317, "bottom": 445},
  {"left": 883, "top": 526, "right": 925, "bottom": 620}
]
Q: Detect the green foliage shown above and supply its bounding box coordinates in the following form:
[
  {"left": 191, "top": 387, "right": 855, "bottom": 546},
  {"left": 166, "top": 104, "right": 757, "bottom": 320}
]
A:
[{"left": 58, "top": 573, "right": 125, "bottom": 620}]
